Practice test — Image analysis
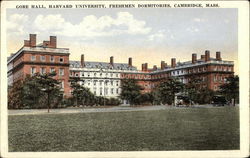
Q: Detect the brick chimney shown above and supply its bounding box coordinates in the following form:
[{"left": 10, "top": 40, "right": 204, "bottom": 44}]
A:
[
  {"left": 216, "top": 51, "right": 222, "bottom": 61},
  {"left": 81, "top": 54, "right": 85, "bottom": 67},
  {"left": 29, "top": 34, "right": 36, "bottom": 47},
  {"left": 171, "top": 58, "right": 176, "bottom": 68},
  {"left": 153, "top": 65, "right": 157, "bottom": 71},
  {"left": 192, "top": 53, "right": 197, "bottom": 64},
  {"left": 128, "top": 57, "right": 132, "bottom": 67},
  {"left": 161, "top": 61, "right": 165, "bottom": 70},
  {"left": 50, "top": 36, "right": 57, "bottom": 48},
  {"left": 141, "top": 63, "right": 145, "bottom": 71},
  {"left": 201, "top": 55, "right": 205, "bottom": 61},
  {"left": 110, "top": 56, "right": 114, "bottom": 66},
  {"left": 24, "top": 40, "right": 30, "bottom": 47},
  {"left": 144, "top": 63, "right": 148, "bottom": 71},
  {"left": 205, "top": 50, "right": 210, "bottom": 62}
]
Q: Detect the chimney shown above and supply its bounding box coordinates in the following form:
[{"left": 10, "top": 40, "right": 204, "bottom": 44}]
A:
[
  {"left": 153, "top": 65, "right": 157, "bottom": 71},
  {"left": 201, "top": 55, "right": 205, "bottom": 61},
  {"left": 205, "top": 50, "right": 210, "bottom": 62},
  {"left": 110, "top": 56, "right": 114, "bottom": 66},
  {"left": 171, "top": 58, "right": 176, "bottom": 68},
  {"left": 24, "top": 40, "right": 30, "bottom": 47},
  {"left": 192, "top": 53, "right": 197, "bottom": 64},
  {"left": 144, "top": 63, "right": 148, "bottom": 71},
  {"left": 81, "top": 54, "right": 85, "bottom": 67},
  {"left": 141, "top": 63, "right": 145, "bottom": 71},
  {"left": 128, "top": 57, "right": 132, "bottom": 67},
  {"left": 216, "top": 51, "right": 222, "bottom": 61},
  {"left": 29, "top": 34, "right": 36, "bottom": 47},
  {"left": 50, "top": 36, "right": 57, "bottom": 48},
  {"left": 161, "top": 61, "right": 165, "bottom": 70}
]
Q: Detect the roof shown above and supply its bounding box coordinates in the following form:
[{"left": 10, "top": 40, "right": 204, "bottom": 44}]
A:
[{"left": 69, "top": 61, "right": 137, "bottom": 71}]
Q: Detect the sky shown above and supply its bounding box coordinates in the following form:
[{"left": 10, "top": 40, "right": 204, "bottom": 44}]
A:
[{"left": 6, "top": 8, "right": 238, "bottom": 73}]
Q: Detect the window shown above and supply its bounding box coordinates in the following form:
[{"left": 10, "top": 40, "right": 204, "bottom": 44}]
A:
[
  {"left": 30, "top": 67, "right": 36, "bottom": 75},
  {"left": 106, "top": 73, "right": 108, "bottom": 77},
  {"left": 100, "top": 73, "right": 102, "bottom": 77},
  {"left": 116, "top": 81, "right": 119, "bottom": 86},
  {"left": 111, "top": 73, "right": 113, "bottom": 77},
  {"left": 116, "top": 88, "right": 119, "bottom": 94},
  {"left": 75, "top": 73, "right": 79, "bottom": 77},
  {"left": 214, "top": 76, "right": 217, "bottom": 82},
  {"left": 40, "top": 67, "right": 46, "bottom": 74},
  {"left": 61, "top": 81, "right": 64, "bottom": 89},
  {"left": 50, "top": 68, "right": 55, "bottom": 73},
  {"left": 50, "top": 56, "right": 54, "bottom": 62},
  {"left": 88, "top": 73, "right": 90, "bottom": 77},
  {"left": 59, "top": 57, "right": 64, "bottom": 63},
  {"left": 82, "top": 73, "right": 84, "bottom": 77},
  {"left": 40, "top": 55, "right": 45, "bottom": 62},
  {"left": 31, "top": 55, "right": 36, "bottom": 61},
  {"left": 93, "top": 80, "right": 97, "bottom": 86},
  {"left": 105, "top": 88, "right": 108, "bottom": 95},
  {"left": 100, "top": 88, "right": 103, "bottom": 95},
  {"left": 88, "top": 80, "right": 91, "bottom": 86},
  {"left": 116, "top": 73, "right": 118, "bottom": 77},
  {"left": 59, "top": 68, "right": 64, "bottom": 76},
  {"left": 94, "top": 88, "right": 97, "bottom": 95},
  {"left": 111, "top": 88, "right": 114, "bottom": 94},
  {"left": 111, "top": 81, "right": 113, "bottom": 86},
  {"left": 100, "top": 80, "right": 103, "bottom": 86},
  {"left": 105, "top": 80, "right": 108, "bottom": 86},
  {"left": 94, "top": 73, "right": 96, "bottom": 77}
]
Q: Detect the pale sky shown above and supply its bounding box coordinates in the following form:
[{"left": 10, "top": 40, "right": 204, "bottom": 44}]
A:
[{"left": 6, "top": 8, "right": 238, "bottom": 73}]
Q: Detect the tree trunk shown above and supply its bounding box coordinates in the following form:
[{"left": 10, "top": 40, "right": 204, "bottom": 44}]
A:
[{"left": 47, "top": 92, "right": 50, "bottom": 113}]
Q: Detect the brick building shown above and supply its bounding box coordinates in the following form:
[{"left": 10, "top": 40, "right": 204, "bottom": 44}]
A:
[
  {"left": 121, "top": 50, "right": 234, "bottom": 93},
  {"left": 7, "top": 34, "right": 71, "bottom": 96},
  {"left": 8, "top": 34, "right": 234, "bottom": 99}
]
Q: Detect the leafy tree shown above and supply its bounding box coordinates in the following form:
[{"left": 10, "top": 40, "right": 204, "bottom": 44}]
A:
[
  {"left": 157, "top": 77, "right": 184, "bottom": 105},
  {"left": 195, "top": 88, "right": 215, "bottom": 104},
  {"left": 119, "top": 79, "right": 143, "bottom": 105},
  {"left": 219, "top": 75, "right": 239, "bottom": 106},
  {"left": 8, "top": 80, "right": 25, "bottom": 109},
  {"left": 184, "top": 76, "right": 203, "bottom": 104},
  {"left": 70, "top": 77, "right": 94, "bottom": 106},
  {"left": 8, "top": 72, "right": 63, "bottom": 110},
  {"left": 35, "top": 72, "right": 63, "bottom": 112}
]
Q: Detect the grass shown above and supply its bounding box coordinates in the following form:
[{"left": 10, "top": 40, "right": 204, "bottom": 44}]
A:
[{"left": 8, "top": 107, "right": 239, "bottom": 151}]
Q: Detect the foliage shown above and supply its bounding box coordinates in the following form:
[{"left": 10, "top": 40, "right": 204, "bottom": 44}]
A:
[
  {"left": 70, "top": 77, "right": 95, "bottom": 106},
  {"left": 8, "top": 72, "right": 63, "bottom": 109},
  {"left": 119, "top": 79, "right": 143, "bottom": 105},
  {"left": 156, "top": 77, "right": 184, "bottom": 105},
  {"left": 219, "top": 75, "right": 239, "bottom": 105}
]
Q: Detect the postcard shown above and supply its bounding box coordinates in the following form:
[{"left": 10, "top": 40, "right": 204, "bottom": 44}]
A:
[{"left": 0, "top": 0, "right": 249, "bottom": 158}]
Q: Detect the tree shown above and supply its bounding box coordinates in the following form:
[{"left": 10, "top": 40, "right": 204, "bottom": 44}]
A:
[
  {"left": 219, "top": 75, "right": 239, "bottom": 106},
  {"left": 70, "top": 77, "right": 94, "bottom": 106},
  {"left": 119, "top": 79, "right": 143, "bottom": 105},
  {"left": 8, "top": 72, "right": 63, "bottom": 110},
  {"left": 8, "top": 80, "right": 25, "bottom": 109},
  {"left": 157, "top": 77, "right": 184, "bottom": 106},
  {"left": 36, "top": 72, "right": 63, "bottom": 112},
  {"left": 184, "top": 76, "right": 203, "bottom": 104}
]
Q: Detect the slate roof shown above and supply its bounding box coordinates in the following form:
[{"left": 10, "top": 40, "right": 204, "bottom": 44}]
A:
[{"left": 69, "top": 61, "right": 137, "bottom": 71}]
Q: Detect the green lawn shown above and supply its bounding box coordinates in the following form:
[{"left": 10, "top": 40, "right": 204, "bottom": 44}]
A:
[{"left": 8, "top": 107, "right": 239, "bottom": 151}]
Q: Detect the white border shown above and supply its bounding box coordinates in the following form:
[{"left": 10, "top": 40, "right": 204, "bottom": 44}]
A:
[{"left": 1, "top": 1, "right": 249, "bottom": 158}]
